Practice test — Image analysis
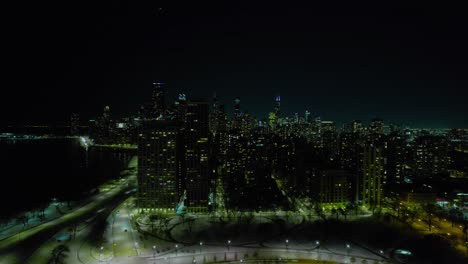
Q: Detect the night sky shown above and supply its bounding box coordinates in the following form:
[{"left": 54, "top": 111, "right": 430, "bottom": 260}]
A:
[{"left": 5, "top": 3, "right": 468, "bottom": 127}]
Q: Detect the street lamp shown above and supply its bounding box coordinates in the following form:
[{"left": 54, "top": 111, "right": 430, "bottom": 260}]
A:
[
  {"left": 285, "top": 239, "right": 289, "bottom": 250},
  {"left": 199, "top": 241, "right": 203, "bottom": 253},
  {"left": 227, "top": 240, "right": 231, "bottom": 251},
  {"left": 100, "top": 246, "right": 104, "bottom": 263},
  {"left": 346, "top": 243, "right": 351, "bottom": 256},
  {"left": 134, "top": 241, "right": 139, "bottom": 255},
  {"left": 175, "top": 244, "right": 179, "bottom": 256}
]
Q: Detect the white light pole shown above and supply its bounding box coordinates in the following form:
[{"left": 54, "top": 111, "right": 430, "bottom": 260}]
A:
[
  {"left": 285, "top": 239, "right": 289, "bottom": 250},
  {"left": 227, "top": 240, "right": 231, "bottom": 251},
  {"left": 199, "top": 241, "right": 203, "bottom": 253},
  {"left": 346, "top": 243, "right": 351, "bottom": 256},
  {"left": 153, "top": 245, "right": 156, "bottom": 262},
  {"left": 100, "top": 246, "right": 104, "bottom": 263},
  {"left": 175, "top": 244, "right": 179, "bottom": 256}
]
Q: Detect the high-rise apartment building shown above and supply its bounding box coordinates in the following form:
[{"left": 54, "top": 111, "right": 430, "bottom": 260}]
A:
[
  {"left": 359, "top": 145, "right": 384, "bottom": 208},
  {"left": 138, "top": 120, "right": 182, "bottom": 210},
  {"left": 183, "top": 101, "right": 210, "bottom": 212}
]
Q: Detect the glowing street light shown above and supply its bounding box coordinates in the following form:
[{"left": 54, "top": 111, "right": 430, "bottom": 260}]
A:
[
  {"left": 285, "top": 239, "right": 289, "bottom": 250},
  {"left": 199, "top": 241, "right": 203, "bottom": 253},
  {"left": 227, "top": 240, "right": 231, "bottom": 251},
  {"left": 99, "top": 246, "right": 104, "bottom": 262}
]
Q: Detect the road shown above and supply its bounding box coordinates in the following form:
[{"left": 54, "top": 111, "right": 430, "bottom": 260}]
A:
[{"left": 0, "top": 174, "right": 137, "bottom": 264}]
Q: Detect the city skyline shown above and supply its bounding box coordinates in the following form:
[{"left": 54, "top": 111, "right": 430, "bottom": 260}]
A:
[{"left": 1, "top": 4, "right": 468, "bottom": 263}]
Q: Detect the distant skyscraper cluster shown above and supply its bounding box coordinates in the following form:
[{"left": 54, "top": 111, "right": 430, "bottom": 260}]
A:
[{"left": 86, "top": 83, "right": 468, "bottom": 213}]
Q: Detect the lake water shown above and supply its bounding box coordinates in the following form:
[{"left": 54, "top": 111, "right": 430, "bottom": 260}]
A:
[{"left": 0, "top": 138, "right": 126, "bottom": 218}]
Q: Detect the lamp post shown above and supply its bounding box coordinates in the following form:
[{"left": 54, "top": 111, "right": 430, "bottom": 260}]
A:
[
  {"left": 175, "top": 244, "right": 179, "bottom": 256},
  {"left": 285, "top": 239, "right": 289, "bottom": 250},
  {"left": 346, "top": 243, "right": 351, "bottom": 256},
  {"left": 199, "top": 241, "right": 203, "bottom": 253},
  {"left": 227, "top": 240, "right": 231, "bottom": 251},
  {"left": 153, "top": 245, "right": 156, "bottom": 262},
  {"left": 100, "top": 246, "right": 104, "bottom": 263}
]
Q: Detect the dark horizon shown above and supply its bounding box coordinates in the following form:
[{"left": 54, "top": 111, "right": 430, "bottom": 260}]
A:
[{"left": 4, "top": 4, "right": 468, "bottom": 128}]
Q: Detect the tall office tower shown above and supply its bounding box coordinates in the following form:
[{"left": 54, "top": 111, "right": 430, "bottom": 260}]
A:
[
  {"left": 274, "top": 95, "right": 281, "bottom": 116},
  {"left": 137, "top": 120, "right": 182, "bottom": 210},
  {"left": 268, "top": 112, "right": 278, "bottom": 129},
  {"left": 103, "top": 105, "right": 111, "bottom": 122},
  {"left": 150, "top": 82, "right": 166, "bottom": 119},
  {"left": 209, "top": 93, "right": 219, "bottom": 135},
  {"left": 359, "top": 145, "right": 384, "bottom": 208},
  {"left": 234, "top": 97, "right": 241, "bottom": 116},
  {"left": 385, "top": 132, "right": 406, "bottom": 192},
  {"left": 413, "top": 135, "right": 450, "bottom": 177},
  {"left": 183, "top": 101, "right": 210, "bottom": 212},
  {"left": 305, "top": 110, "right": 311, "bottom": 123},
  {"left": 312, "top": 115, "right": 322, "bottom": 148},
  {"left": 70, "top": 113, "right": 80, "bottom": 136},
  {"left": 370, "top": 118, "right": 385, "bottom": 140},
  {"left": 95, "top": 105, "right": 113, "bottom": 143},
  {"left": 351, "top": 120, "right": 363, "bottom": 135},
  {"left": 268, "top": 96, "right": 281, "bottom": 130},
  {"left": 176, "top": 94, "right": 187, "bottom": 123},
  {"left": 232, "top": 97, "right": 242, "bottom": 130},
  {"left": 240, "top": 112, "right": 255, "bottom": 136}
]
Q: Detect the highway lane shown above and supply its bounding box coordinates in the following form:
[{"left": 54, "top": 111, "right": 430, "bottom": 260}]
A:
[
  {"left": 108, "top": 197, "right": 141, "bottom": 258},
  {"left": 0, "top": 175, "right": 136, "bottom": 263}
]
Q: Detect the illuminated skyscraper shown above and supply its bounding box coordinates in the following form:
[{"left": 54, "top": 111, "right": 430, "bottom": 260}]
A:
[
  {"left": 150, "top": 82, "right": 166, "bottom": 119},
  {"left": 350, "top": 120, "right": 363, "bottom": 135},
  {"left": 137, "top": 120, "right": 182, "bottom": 210},
  {"left": 234, "top": 97, "right": 241, "bottom": 116},
  {"left": 232, "top": 97, "right": 242, "bottom": 130},
  {"left": 183, "top": 101, "right": 210, "bottom": 212},
  {"left": 268, "top": 96, "right": 280, "bottom": 129},
  {"left": 413, "top": 135, "right": 450, "bottom": 177},
  {"left": 358, "top": 145, "right": 383, "bottom": 208},
  {"left": 93, "top": 105, "right": 113, "bottom": 143},
  {"left": 385, "top": 133, "right": 406, "bottom": 190},
  {"left": 274, "top": 95, "right": 281, "bottom": 116},
  {"left": 370, "top": 118, "right": 384, "bottom": 141},
  {"left": 305, "top": 110, "right": 311, "bottom": 123}
]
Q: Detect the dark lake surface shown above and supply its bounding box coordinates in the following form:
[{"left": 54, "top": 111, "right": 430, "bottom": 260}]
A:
[{"left": 0, "top": 138, "right": 126, "bottom": 218}]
